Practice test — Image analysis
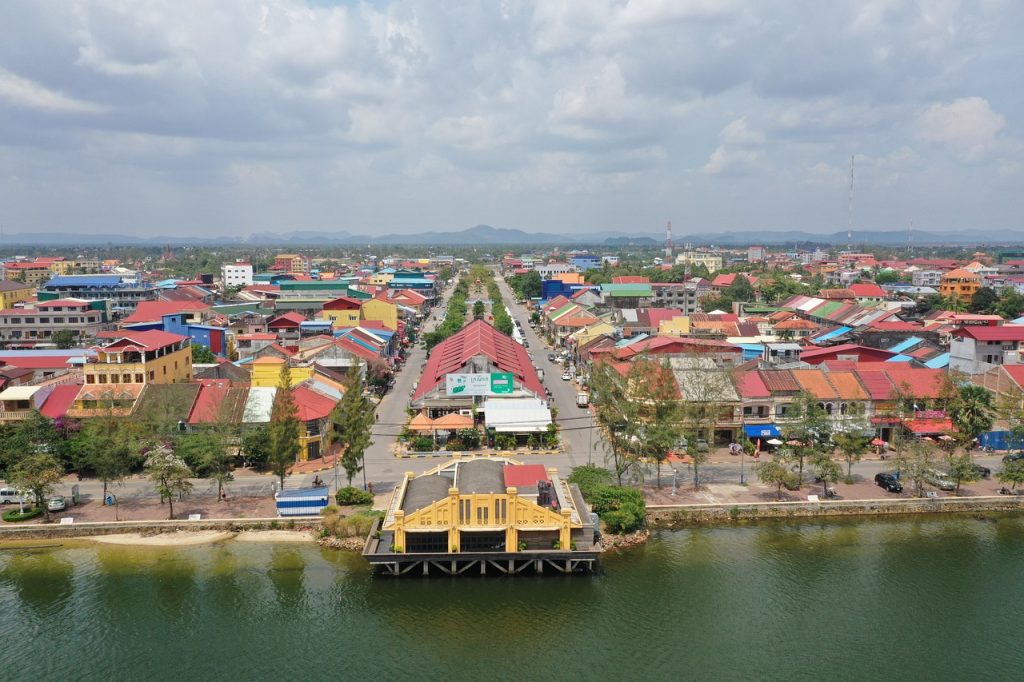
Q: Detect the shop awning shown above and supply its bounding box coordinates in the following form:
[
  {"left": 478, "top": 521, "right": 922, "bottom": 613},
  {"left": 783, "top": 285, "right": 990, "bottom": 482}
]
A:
[
  {"left": 905, "top": 419, "right": 954, "bottom": 435},
  {"left": 744, "top": 424, "right": 780, "bottom": 438},
  {"left": 484, "top": 398, "right": 552, "bottom": 433}
]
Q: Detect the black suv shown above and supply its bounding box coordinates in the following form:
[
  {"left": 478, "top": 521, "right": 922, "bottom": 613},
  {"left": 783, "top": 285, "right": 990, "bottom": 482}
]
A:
[
  {"left": 875, "top": 472, "right": 903, "bottom": 493},
  {"left": 1002, "top": 452, "right": 1024, "bottom": 464}
]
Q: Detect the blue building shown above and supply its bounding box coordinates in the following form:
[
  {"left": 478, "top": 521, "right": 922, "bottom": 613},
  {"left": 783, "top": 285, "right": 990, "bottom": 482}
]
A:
[
  {"left": 571, "top": 256, "right": 601, "bottom": 271},
  {"left": 37, "top": 274, "right": 157, "bottom": 317}
]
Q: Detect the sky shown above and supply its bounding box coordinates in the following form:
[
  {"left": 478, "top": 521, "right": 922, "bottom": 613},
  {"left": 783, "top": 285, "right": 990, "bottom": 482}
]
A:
[{"left": 0, "top": 0, "right": 1021, "bottom": 239}]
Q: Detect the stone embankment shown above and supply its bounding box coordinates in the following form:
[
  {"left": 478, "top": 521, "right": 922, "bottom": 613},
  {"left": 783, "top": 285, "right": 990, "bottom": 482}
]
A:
[
  {"left": 0, "top": 516, "right": 323, "bottom": 541},
  {"left": 647, "top": 495, "right": 1024, "bottom": 527}
]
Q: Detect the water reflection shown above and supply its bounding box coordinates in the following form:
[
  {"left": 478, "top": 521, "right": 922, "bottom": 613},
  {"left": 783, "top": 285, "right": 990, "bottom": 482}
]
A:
[
  {"left": 268, "top": 547, "right": 306, "bottom": 607},
  {"left": 0, "top": 549, "right": 75, "bottom": 617}
]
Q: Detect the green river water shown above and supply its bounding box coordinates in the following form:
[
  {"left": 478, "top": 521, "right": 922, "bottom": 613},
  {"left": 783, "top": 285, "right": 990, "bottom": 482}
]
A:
[{"left": 2, "top": 515, "right": 1023, "bottom": 681}]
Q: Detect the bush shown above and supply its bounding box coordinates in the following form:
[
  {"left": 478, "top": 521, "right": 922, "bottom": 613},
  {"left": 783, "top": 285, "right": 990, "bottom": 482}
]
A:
[
  {"left": 567, "top": 464, "right": 614, "bottom": 499},
  {"left": 457, "top": 428, "right": 481, "bottom": 449},
  {"left": 589, "top": 485, "right": 646, "bottom": 534},
  {"left": 335, "top": 486, "right": 374, "bottom": 506},
  {"left": 2, "top": 507, "right": 43, "bottom": 523},
  {"left": 495, "top": 434, "right": 517, "bottom": 450},
  {"left": 410, "top": 436, "right": 436, "bottom": 452},
  {"left": 323, "top": 512, "right": 377, "bottom": 538}
]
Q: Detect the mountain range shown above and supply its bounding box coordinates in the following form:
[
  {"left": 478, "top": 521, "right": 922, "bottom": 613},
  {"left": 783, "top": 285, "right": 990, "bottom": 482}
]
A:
[{"left": 1, "top": 224, "right": 1022, "bottom": 247}]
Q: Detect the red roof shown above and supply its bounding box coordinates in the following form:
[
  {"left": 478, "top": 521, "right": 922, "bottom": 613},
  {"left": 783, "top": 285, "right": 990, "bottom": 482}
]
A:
[
  {"left": 882, "top": 367, "right": 945, "bottom": 398},
  {"left": 614, "top": 335, "right": 738, "bottom": 360},
  {"left": 121, "top": 300, "right": 209, "bottom": 324},
  {"left": 503, "top": 464, "right": 550, "bottom": 488},
  {"left": 799, "top": 344, "right": 897, "bottom": 364},
  {"left": 35, "top": 299, "right": 90, "bottom": 309},
  {"left": 413, "top": 319, "right": 544, "bottom": 400},
  {"left": 322, "top": 296, "right": 362, "bottom": 311},
  {"left": 736, "top": 370, "right": 770, "bottom": 398},
  {"left": 292, "top": 385, "right": 337, "bottom": 421},
  {"left": 905, "top": 419, "right": 954, "bottom": 434},
  {"left": 612, "top": 275, "right": 650, "bottom": 284},
  {"left": 854, "top": 370, "right": 895, "bottom": 400},
  {"left": 392, "top": 289, "right": 427, "bottom": 304},
  {"left": 953, "top": 326, "right": 1024, "bottom": 341},
  {"left": 0, "top": 354, "right": 79, "bottom": 370},
  {"left": 268, "top": 312, "right": 306, "bottom": 328},
  {"left": 1001, "top": 365, "right": 1024, "bottom": 388},
  {"left": 849, "top": 283, "right": 886, "bottom": 297},
  {"left": 868, "top": 321, "right": 925, "bottom": 332},
  {"left": 39, "top": 384, "right": 81, "bottom": 419},
  {"left": 102, "top": 330, "right": 188, "bottom": 352},
  {"left": 187, "top": 380, "right": 232, "bottom": 424}
]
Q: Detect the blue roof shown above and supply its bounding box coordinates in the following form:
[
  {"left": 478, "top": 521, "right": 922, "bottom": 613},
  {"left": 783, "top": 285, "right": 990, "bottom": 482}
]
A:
[
  {"left": 275, "top": 486, "right": 329, "bottom": 499},
  {"left": 887, "top": 337, "right": 923, "bottom": 353},
  {"left": 737, "top": 343, "right": 764, "bottom": 361},
  {"left": 43, "top": 275, "right": 130, "bottom": 288},
  {"left": 299, "top": 320, "right": 332, "bottom": 328},
  {"left": 813, "top": 326, "right": 852, "bottom": 343},
  {"left": 886, "top": 354, "right": 914, "bottom": 363},
  {"left": 387, "top": 277, "right": 433, "bottom": 285},
  {"left": 0, "top": 349, "right": 93, "bottom": 357},
  {"left": 924, "top": 352, "right": 950, "bottom": 369},
  {"left": 615, "top": 334, "right": 648, "bottom": 348}
]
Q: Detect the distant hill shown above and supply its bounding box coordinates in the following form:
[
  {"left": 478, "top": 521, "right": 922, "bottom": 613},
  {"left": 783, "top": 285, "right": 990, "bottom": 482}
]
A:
[{"left": 1, "top": 225, "right": 1022, "bottom": 247}]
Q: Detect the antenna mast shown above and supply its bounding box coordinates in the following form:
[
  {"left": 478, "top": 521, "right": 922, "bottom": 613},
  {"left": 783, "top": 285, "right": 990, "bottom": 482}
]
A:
[
  {"left": 847, "top": 155, "right": 854, "bottom": 252},
  {"left": 907, "top": 219, "right": 914, "bottom": 257},
  {"left": 665, "top": 220, "right": 673, "bottom": 262}
]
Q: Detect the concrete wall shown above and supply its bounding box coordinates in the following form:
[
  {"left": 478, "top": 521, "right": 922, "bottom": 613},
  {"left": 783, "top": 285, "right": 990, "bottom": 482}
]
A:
[
  {"left": 0, "top": 516, "right": 322, "bottom": 541},
  {"left": 647, "top": 496, "right": 1024, "bottom": 527}
]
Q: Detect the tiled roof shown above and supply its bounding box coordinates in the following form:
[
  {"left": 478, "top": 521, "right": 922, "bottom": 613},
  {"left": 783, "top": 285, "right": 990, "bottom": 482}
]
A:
[
  {"left": 0, "top": 280, "right": 33, "bottom": 292},
  {"left": 102, "top": 330, "right": 188, "bottom": 352},
  {"left": 758, "top": 369, "right": 801, "bottom": 393},
  {"left": 736, "top": 370, "right": 770, "bottom": 398},
  {"left": 791, "top": 369, "right": 839, "bottom": 400},
  {"left": 882, "top": 367, "right": 946, "bottom": 398},
  {"left": 268, "top": 312, "right": 306, "bottom": 327},
  {"left": 826, "top": 371, "right": 868, "bottom": 400},
  {"left": 121, "top": 300, "right": 209, "bottom": 323},
  {"left": 39, "top": 384, "right": 82, "bottom": 419},
  {"left": 293, "top": 385, "right": 337, "bottom": 421},
  {"left": 413, "top": 319, "right": 544, "bottom": 400}
]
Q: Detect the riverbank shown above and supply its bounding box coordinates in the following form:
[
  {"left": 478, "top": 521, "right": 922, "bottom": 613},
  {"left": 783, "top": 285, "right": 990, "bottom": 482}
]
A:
[
  {"left": 0, "top": 516, "right": 323, "bottom": 543},
  {"left": 647, "top": 493, "right": 1024, "bottom": 527}
]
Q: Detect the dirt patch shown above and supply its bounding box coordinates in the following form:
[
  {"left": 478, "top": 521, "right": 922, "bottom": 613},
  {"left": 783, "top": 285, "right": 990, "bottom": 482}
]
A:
[
  {"left": 89, "top": 530, "right": 234, "bottom": 546},
  {"left": 234, "top": 530, "right": 314, "bottom": 543}
]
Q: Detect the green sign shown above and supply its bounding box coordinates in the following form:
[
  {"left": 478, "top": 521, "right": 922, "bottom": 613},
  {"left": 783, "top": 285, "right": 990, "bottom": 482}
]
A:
[{"left": 445, "top": 372, "right": 515, "bottom": 396}]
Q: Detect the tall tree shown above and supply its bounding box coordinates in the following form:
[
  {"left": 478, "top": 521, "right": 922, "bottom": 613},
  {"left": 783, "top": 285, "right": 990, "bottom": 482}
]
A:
[
  {"left": 782, "top": 392, "right": 832, "bottom": 487},
  {"left": 755, "top": 451, "right": 796, "bottom": 501},
  {"left": 629, "top": 360, "right": 684, "bottom": 488},
  {"left": 675, "top": 360, "right": 734, "bottom": 489},
  {"left": 946, "top": 453, "right": 980, "bottom": 496},
  {"left": 328, "top": 366, "right": 375, "bottom": 487},
  {"left": 144, "top": 444, "right": 194, "bottom": 520},
  {"left": 268, "top": 363, "right": 301, "bottom": 488},
  {"left": 74, "top": 409, "right": 138, "bottom": 498},
  {"left": 895, "top": 439, "right": 936, "bottom": 498},
  {"left": 9, "top": 453, "right": 64, "bottom": 520},
  {"left": 948, "top": 383, "right": 995, "bottom": 448},
  {"left": 591, "top": 360, "right": 641, "bottom": 485},
  {"left": 191, "top": 343, "right": 217, "bottom": 364}
]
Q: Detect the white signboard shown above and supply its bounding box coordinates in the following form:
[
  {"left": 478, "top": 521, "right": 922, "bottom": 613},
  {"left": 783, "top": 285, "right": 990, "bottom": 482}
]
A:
[{"left": 445, "top": 373, "right": 514, "bottom": 396}]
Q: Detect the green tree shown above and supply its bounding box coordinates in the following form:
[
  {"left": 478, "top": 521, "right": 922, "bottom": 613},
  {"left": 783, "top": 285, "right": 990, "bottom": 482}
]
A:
[
  {"left": 997, "top": 459, "right": 1024, "bottom": 490},
  {"left": 73, "top": 410, "right": 138, "bottom": 497},
  {"left": 946, "top": 453, "right": 980, "bottom": 496},
  {"left": 191, "top": 343, "right": 217, "bottom": 364},
  {"left": 895, "top": 439, "right": 936, "bottom": 497},
  {"left": 51, "top": 329, "right": 77, "bottom": 349},
  {"left": 144, "top": 444, "right": 194, "bottom": 520},
  {"left": 472, "top": 300, "right": 485, "bottom": 319},
  {"left": 328, "top": 366, "right": 375, "bottom": 487},
  {"left": 833, "top": 431, "right": 869, "bottom": 483},
  {"left": 782, "top": 392, "right": 832, "bottom": 487},
  {"left": 628, "top": 360, "right": 683, "bottom": 487},
  {"left": 994, "top": 287, "right": 1024, "bottom": 320},
  {"left": 0, "top": 411, "right": 59, "bottom": 476},
  {"left": 812, "top": 452, "right": 842, "bottom": 497},
  {"left": 9, "top": 453, "right": 64, "bottom": 520},
  {"left": 267, "top": 363, "right": 300, "bottom": 488},
  {"left": 241, "top": 425, "right": 271, "bottom": 470},
  {"left": 591, "top": 360, "right": 641, "bottom": 485},
  {"left": 948, "top": 383, "right": 994, "bottom": 447},
  {"left": 969, "top": 287, "right": 999, "bottom": 314},
  {"left": 755, "top": 452, "right": 796, "bottom": 501}
]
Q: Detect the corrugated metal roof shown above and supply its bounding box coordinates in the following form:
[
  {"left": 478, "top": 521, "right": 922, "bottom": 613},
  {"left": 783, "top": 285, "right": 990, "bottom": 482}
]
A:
[
  {"left": 758, "top": 369, "right": 801, "bottom": 392},
  {"left": 923, "top": 353, "right": 950, "bottom": 369},
  {"left": 887, "top": 337, "right": 923, "bottom": 353}
]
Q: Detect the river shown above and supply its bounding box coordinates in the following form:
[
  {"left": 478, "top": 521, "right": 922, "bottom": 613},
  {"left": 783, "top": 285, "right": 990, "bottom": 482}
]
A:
[{"left": 2, "top": 515, "right": 1023, "bottom": 680}]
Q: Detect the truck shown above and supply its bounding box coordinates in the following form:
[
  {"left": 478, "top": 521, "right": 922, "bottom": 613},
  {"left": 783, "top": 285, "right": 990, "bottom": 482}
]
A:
[
  {"left": 536, "top": 367, "right": 545, "bottom": 382},
  {"left": 576, "top": 392, "right": 589, "bottom": 408}
]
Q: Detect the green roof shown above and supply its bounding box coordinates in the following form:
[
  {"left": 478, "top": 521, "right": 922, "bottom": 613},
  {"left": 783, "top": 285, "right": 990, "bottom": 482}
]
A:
[{"left": 600, "top": 283, "right": 653, "bottom": 297}]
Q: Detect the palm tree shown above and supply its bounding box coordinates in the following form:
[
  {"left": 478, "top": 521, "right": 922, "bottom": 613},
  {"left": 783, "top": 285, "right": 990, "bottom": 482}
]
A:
[{"left": 950, "top": 384, "right": 995, "bottom": 449}]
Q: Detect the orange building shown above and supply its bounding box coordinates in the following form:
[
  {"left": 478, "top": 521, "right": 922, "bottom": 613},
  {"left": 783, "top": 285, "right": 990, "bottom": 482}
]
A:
[{"left": 939, "top": 268, "right": 981, "bottom": 301}]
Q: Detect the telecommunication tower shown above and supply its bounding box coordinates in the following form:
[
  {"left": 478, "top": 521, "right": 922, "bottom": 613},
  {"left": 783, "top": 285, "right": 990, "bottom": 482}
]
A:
[
  {"left": 847, "top": 155, "right": 855, "bottom": 252},
  {"left": 665, "top": 220, "right": 673, "bottom": 262}
]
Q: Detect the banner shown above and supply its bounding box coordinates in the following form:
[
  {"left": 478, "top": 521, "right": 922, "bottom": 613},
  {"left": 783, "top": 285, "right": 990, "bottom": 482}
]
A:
[{"left": 445, "top": 372, "right": 515, "bottom": 396}]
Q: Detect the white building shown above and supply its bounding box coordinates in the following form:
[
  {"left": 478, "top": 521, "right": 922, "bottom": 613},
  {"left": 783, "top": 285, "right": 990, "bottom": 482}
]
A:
[{"left": 221, "top": 262, "right": 254, "bottom": 287}]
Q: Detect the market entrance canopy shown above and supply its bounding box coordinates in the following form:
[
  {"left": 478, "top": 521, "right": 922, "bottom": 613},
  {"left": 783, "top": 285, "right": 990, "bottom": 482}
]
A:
[{"left": 483, "top": 398, "right": 552, "bottom": 433}]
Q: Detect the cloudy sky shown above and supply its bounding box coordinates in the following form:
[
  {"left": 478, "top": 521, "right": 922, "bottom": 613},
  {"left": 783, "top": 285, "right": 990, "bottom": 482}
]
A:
[{"left": 0, "top": 0, "right": 1021, "bottom": 238}]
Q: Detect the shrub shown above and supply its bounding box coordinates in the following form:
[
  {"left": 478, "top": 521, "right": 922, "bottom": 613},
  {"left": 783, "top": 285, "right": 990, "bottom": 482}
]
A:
[
  {"left": 567, "top": 464, "right": 614, "bottom": 499},
  {"left": 495, "top": 434, "right": 517, "bottom": 450},
  {"left": 589, "top": 485, "right": 646, "bottom": 534},
  {"left": 457, "top": 428, "right": 481, "bottom": 449},
  {"left": 2, "top": 507, "right": 43, "bottom": 523},
  {"left": 410, "top": 436, "right": 435, "bottom": 452},
  {"left": 335, "top": 486, "right": 374, "bottom": 506},
  {"left": 320, "top": 504, "right": 339, "bottom": 516}
]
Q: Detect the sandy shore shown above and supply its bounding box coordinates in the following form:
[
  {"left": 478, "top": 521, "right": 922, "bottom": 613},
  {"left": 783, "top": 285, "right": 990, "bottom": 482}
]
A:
[
  {"left": 234, "top": 530, "right": 314, "bottom": 543},
  {"left": 90, "top": 531, "right": 235, "bottom": 546}
]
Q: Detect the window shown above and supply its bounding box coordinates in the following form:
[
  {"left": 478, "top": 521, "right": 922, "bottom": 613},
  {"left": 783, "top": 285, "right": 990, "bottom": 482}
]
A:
[
  {"left": 135, "top": 374, "right": 144, "bottom": 383},
  {"left": 86, "top": 375, "right": 96, "bottom": 384}
]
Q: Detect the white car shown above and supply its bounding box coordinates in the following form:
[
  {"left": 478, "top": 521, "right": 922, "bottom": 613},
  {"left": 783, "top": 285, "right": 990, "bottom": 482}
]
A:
[
  {"left": 47, "top": 496, "right": 67, "bottom": 512},
  {"left": 561, "top": 371, "right": 572, "bottom": 381}
]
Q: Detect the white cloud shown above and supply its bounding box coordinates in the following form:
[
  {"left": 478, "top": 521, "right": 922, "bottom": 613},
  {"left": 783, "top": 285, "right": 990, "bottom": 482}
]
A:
[
  {"left": 0, "top": 66, "right": 105, "bottom": 113},
  {"left": 917, "top": 96, "right": 1006, "bottom": 161}
]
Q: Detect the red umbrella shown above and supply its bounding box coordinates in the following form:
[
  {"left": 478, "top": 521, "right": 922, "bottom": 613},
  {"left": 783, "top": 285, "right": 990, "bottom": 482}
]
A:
[{"left": 870, "top": 438, "right": 886, "bottom": 446}]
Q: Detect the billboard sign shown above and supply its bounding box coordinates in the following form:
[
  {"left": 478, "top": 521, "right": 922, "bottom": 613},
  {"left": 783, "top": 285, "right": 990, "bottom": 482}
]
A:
[{"left": 445, "top": 372, "right": 515, "bottom": 396}]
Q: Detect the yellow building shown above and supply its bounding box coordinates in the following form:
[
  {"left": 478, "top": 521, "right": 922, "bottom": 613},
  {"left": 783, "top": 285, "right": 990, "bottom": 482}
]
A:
[
  {"left": 250, "top": 356, "right": 314, "bottom": 388},
  {"left": 366, "top": 273, "right": 394, "bottom": 286},
  {"left": 321, "top": 309, "right": 360, "bottom": 328},
  {"left": 1, "top": 262, "right": 51, "bottom": 285},
  {"left": 360, "top": 297, "right": 398, "bottom": 331},
  {"left": 381, "top": 458, "right": 593, "bottom": 555},
  {"left": 939, "top": 268, "right": 982, "bottom": 301},
  {"left": 0, "top": 280, "right": 35, "bottom": 308},
  {"left": 83, "top": 330, "right": 193, "bottom": 387},
  {"left": 274, "top": 254, "right": 306, "bottom": 273},
  {"left": 675, "top": 251, "right": 723, "bottom": 274}
]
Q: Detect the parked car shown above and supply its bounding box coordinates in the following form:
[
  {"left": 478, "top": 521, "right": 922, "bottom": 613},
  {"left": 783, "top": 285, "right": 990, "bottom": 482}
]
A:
[
  {"left": 970, "top": 463, "right": 992, "bottom": 478},
  {"left": 547, "top": 353, "right": 556, "bottom": 362},
  {"left": 1002, "top": 452, "right": 1024, "bottom": 463},
  {"left": 924, "top": 468, "right": 956, "bottom": 491},
  {"left": 874, "top": 472, "right": 903, "bottom": 493},
  {"left": 561, "top": 371, "right": 572, "bottom": 381},
  {"left": 47, "top": 496, "right": 67, "bottom": 512}
]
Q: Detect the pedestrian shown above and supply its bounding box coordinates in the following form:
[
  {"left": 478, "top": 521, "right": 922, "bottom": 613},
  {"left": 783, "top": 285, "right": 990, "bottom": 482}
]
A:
[
  {"left": 220, "top": 488, "right": 227, "bottom": 502},
  {"left": 368, "top": 481, "right": 374, "bottom": 495}
]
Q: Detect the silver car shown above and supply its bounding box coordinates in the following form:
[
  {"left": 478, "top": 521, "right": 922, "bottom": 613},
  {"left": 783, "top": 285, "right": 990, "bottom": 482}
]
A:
[
  {"left": 47, "top": 496, "right": 67, "bottom": 512},
  {"left": 924, "top": 469, "right": 956, "bottom": 491}
]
